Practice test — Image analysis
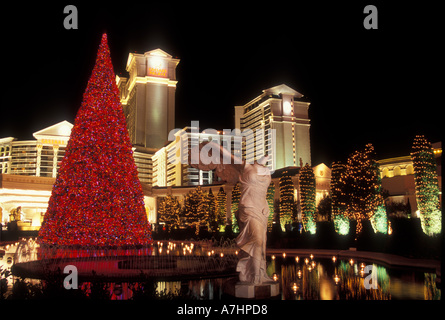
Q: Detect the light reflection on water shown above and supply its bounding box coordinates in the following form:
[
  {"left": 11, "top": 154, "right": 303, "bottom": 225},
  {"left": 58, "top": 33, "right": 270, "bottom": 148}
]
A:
[
  {"left": 173, "top": 256, "right": 440, "bottom": 300},
  {"left": 2, "top": 240, "right": 440, "bottom": 300}
]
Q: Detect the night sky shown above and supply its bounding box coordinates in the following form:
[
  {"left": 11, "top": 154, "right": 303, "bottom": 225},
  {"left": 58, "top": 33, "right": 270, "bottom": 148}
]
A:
[{"left": 2, "top": 2, "right": 441, "bottom": 166}]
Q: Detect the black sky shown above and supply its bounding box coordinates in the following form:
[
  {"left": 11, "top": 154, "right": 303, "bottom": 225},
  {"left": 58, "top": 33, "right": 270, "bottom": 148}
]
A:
[{"left": 2, "top": 2, "right": 441, "bottom": 166}]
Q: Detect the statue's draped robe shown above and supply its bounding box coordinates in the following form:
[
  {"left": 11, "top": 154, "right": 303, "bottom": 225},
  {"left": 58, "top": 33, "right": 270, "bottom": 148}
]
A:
[
  {"left": 189, "top": 142, "right": 272, "bottom": 284},
  {"left": 236, "top": 162, "right": 272, "bottom": 284}
]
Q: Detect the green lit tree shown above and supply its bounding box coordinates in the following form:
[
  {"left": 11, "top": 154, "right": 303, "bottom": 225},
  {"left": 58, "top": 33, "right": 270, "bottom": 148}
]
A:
[
  {"left": 411, "top": 135, "right": 441, "bottom": 236},
  {"left": 266, "top": 181, "right": 275, "bottom": 231},
  {"left": 330, "top": 161, "right": 350, "bottom": 235},
  {"left": 205, "top": 189, "right": 217, "bottom": 232},
  {"left": 279, "top": 171, "right": 295, "bottom": 231},
  {"left": 215, "top": 187, "right": 227, "bottom": 232},
  {"left": 299, "top": 164, "right": 316, "bottom": 234},
  {"left": 230, "top": 182, "right": 240, "bottom": 233},
  {"left": 370, "top": 160, "right": 388, "bottom": 234}
]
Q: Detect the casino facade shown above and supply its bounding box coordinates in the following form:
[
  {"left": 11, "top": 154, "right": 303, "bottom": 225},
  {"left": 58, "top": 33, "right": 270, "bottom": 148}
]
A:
[{"left": 2, "top": 48, "right": 439, "bottom": 232}]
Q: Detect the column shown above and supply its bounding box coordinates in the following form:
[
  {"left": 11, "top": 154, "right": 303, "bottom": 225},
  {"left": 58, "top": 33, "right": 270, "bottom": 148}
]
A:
[
  {"left": 36, "top": 144, "right": 43, "bottom": 177},
  {"left": 52, "top": 145, "right": 59, "bottom": 178}
]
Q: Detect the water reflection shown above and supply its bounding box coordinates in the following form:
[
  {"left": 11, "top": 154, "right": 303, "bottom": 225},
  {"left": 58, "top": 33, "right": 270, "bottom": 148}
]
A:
[
  {"left": 266, "top": 256, "right": 440, "bottom": 300},
  {"left": 2, "top": 240, "right": 440, "bottom": 300}
]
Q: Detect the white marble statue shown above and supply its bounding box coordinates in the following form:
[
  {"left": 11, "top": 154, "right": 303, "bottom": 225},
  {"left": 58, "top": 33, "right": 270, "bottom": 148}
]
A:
[{"left": 189, "top": 141, "right": 272, "bottom": 285}]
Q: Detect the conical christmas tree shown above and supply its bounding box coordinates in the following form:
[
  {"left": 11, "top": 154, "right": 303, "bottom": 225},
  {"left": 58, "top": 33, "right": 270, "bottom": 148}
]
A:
[{"left": 38, "top": 34, "right": 152, "bottom": 247}]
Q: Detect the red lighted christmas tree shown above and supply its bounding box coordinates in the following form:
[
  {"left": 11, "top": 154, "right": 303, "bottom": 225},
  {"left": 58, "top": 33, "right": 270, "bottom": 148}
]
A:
[{"left": 37, "top": 34, "right": 152, "bottom": 247}]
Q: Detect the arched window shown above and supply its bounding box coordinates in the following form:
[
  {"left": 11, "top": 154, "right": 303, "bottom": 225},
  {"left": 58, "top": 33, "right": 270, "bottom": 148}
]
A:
[{"left": 393, "top": 166, "right": 401, "bottom": 176}]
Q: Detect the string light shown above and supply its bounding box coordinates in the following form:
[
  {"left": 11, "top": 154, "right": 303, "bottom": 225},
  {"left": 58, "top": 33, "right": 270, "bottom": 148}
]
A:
[
  {"left": 339, "top": 143, "right": 387, "bottom": 235},
  {"left": 279, "top": 171, "right": 295, "bottom": 230},
  {"left": 158, "top": 194, "right": 182, "bottom": 231},
  {"left": 299, "top": 164, "right": 316, "bottom": 234},
  {"left": 216, "top": 187, "right": 227, "bottom": 231},
  {"left": 37, "top": 34, "right": 152, "bottom": 247},
  {"left": 183, "top": 186, "right": 209, "bottom": 235},
  {"left": 266, "top": 181, "right": 275, "bottom": 231},
  {"left": 331, "top": 162, "right": 350, "bottom": 235},
  {"left": 230, "top": 182, "right": 241, "bottom": 232},
  {"left": 411, "top": 135, "right": 441, "bottom": 235}
]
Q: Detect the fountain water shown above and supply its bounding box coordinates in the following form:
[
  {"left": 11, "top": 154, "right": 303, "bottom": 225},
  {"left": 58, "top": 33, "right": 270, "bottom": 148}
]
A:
[{"left": 12, "top": 238, "right": 239, "bottom": 282}]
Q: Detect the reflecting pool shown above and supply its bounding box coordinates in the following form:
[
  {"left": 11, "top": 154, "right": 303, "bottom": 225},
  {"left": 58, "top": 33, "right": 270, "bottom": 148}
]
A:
[
  {"left": 2, "top": 240, "right": 440, "bottom": 300},
  {"left": 79, "top": 256, "right": 440, "bottom": 300},
  {"left": 265, "top": 255, "right": 440, "bottom": 300},
  {"left": 170, "top": 255, "right": 440, "bottom": 300}
]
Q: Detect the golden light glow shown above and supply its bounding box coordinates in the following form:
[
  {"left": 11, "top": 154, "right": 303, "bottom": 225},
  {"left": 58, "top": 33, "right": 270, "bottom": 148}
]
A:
[{"left": 334, "top": 274, "right": 340, "bottom": 285}]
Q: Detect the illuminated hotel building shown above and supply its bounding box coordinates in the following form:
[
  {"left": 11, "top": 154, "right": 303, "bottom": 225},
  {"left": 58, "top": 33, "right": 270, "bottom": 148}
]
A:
[
  {"left": 4, "top": 43, "right": 440, "bottom": 233},
  {"left": 0, "top": 121, "right": 158, "bottom": 228},
  {"left": 116, "top": 48, "right": 179, "bottom": 149},
  {"left": 115, "top": 48, "right": 180, "bottom": 185},
  {"left": 377, "top": 142, "right": 442, "bottom": 218},
  {"left": 235, "top": 84, "right": 311, "bottom": 172},
  {"left": 153, "top": 126, "right": 241, "bottom": 187},
  {"left": 0, "top": 121, "right": 73, "bottom": 177},
  {"left": 0, "top": 121, "right": 73, "bottom": 230}
]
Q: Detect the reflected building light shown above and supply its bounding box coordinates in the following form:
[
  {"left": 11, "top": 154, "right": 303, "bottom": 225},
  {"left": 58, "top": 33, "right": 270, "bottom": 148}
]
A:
[{"left": 334, "top": 274, "right": 340, "bottom": 285}]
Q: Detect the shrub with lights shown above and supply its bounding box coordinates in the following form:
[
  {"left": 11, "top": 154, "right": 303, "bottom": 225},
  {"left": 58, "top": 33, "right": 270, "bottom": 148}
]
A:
[
  {"left": 411, "top": 135, "right": 441, "bottom": 236},
  {"left": 215, "top": 187, "right": 227, "bottom": 232},
  {"left": 299, "top": 164, "right": 316, "bottom": 234},
  {"left": 344, "top": 144, "right": 387, "bottom": 236},
  {"left": 266, "top": 181, "right": 275, "bottom": 231},
  {"left": 279, "top": 171, "right": 295, "bottom": 231},
  {"left": 230, "top": 182, "right": 240, "bottom": 232},
  {"left": 158, "top": 194, "right": 182, "bottom": 231},
  {"left": 330, "top": 162, "right": 350, "bottom": 235},
  {"left": 183, "top": 186, "right": 208, "bottom": 234}
]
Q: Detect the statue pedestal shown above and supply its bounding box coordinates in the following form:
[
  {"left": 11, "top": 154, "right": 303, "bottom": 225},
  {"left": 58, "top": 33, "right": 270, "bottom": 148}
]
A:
[{"left": 232, "top": 281, "right": 280, "bottom": 299}]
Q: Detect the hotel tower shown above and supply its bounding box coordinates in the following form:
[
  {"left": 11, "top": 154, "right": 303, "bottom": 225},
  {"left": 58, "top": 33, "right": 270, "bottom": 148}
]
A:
[
  {"left": 235, "top": 84, "right": 311, "bottom": 172},
  {"left": 116, "top": 48, "right": 180, "bottom": 149}
]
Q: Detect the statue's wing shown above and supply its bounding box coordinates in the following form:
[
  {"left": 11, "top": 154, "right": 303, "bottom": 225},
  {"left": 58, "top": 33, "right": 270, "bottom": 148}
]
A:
[
  {"left": 213, "top": 162, "right": 240, "bottom": 184},
  {"left": 189, "top": 142, "right": 240, "bottom": 184}
]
